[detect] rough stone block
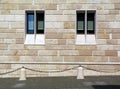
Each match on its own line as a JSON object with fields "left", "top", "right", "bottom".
{"left": 64, "top": 22, "right": 75, "bottom": 29}
{"left": 38, "top": 50, "right": 57, "bottom": 56}
{"left": 16, "top": 50, "right": 38, "bottom": 56}
{"left": 0, "top": 39, "right": 4, "bottom": 44}
{"left": 10, "top": 10, "right": 24, "bottom": 15}
{"left": 45, "top": 4, "right": 57, "bottom": 10}
{"left": 66, "top": 0, "right": 80, "bottom": 3}
{"left": 0, "top": 15, "right": 5, "bottom": 21}
{"left": 46, "top": 10, "right": 63, "bottom": 15}
{"left": 92, "top": 51, "right": 105, "bottom": 56}
{"left": 112, "top": 34, "right": 120, "bottom": 39}
{"left": 109, "top": 57, "right": 120, "bottom": 62}
{"left": 115, "top": 4, "right": 120, "bottom": 10}
{"left": 0, "top": 33, "right": 24, "bottom": 39}
{"left": 60, "top": 50, "right": 79, "bottom": 56}
{"left": 4, "top": 39, "right": 16, "bottom": 44}
{"left": 66, "top": 39, "right": 75, "bottom": 45}
{"left": 46, "top": 39, "right": 58, "bottom": 45}
{"left": 76, "top": 45, "right": 97, "bottom": 50}
{"left": 46, "top": 22, "right": 63, "bottom": 29}
{"left": 63, "top": 33, "right": 75, "bottom": 39}
{"left": 16, "top": 39, "right": 24, "bottom": 44}
{"left": 0, "top": 64, "right": 11, "bottom": 69}
{"left": 60, "top": 4, "right": 82, "bottom": 10}
{"left": 45, "top": 45, "right": 75, "bottom": 50}
{"left": 105, "top": 51, "right": 117, "bottom": 56}
{"left": 8, "top": 44, "right": 24, "bottom": 50}
{"left": 64, "top": 56, "right": 108, "bottom": 62}
{"left": 112, "top": 45, "right": 120, "bottom": 50}
{"left": 35, "top": 0, "right": 53, "bottom": 3}
{"left": 96, "top": 39, "right": 106, "bottom": 45}
{"left": 14, "top": 15, "right": 24, "bottom": 21}
{"left": 3, "top": 4, "right": 19, "bottom": 10}
{"left": 107, "top": 39, "right": 117, "bottom": 45}
{"left": 79, "top": 51, "right": 92, "bottom": 56}
{"left": 0, "top": 22, "right": 9, "bottom": 29}
{"left": 0, "top": 44, "right": 8, "bottom": 50}
{"left": 11, "top": 22, "right": 24, "bottom": 29}
{"left": 97, "top": 34, "right": 109, "bottom": 39}
{"left": 0, "top": 50, "right": 17, "bottom": 56}
{"left": 0, "top": 56, "right": 19, "bottom": 62}
{"left": 98, "top": 22, "right": 109, "bottom": 29}
{"left": 46, "top": 15, "right": 75, "bottom": 22}
{"left": 109, "top": 22, "right": 120, "bottom": 29}
{"left": 109, "top": 10, "right": 119, "bottom": 15}
{"left": 46, "top": 33, "right": 63, "bottom": 39}
{"left": 103, "top": 4, "right": 114, "bottom": 10}
{"left": 63, "top": 10, "right": 75, "bottom": 15}
{"left": 0, "top": 10, "right": 10, "bottom": 14}
{"left": 97, "top": 45, "right": 113, "bottom": 50}
{"left": 58, "top": 39, "right": 66, "bottom": 45}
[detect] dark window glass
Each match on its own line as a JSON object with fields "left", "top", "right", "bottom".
{"left": 87, "top": 13, "right": 95, "bottom": 34}
{"left": 77, "top": 12, "right": 85, "bottom": 34}
{"left": 36, "top": 12, "right": 44, "bottom": 34}
{"left": 27, "top": 13, "right": 34, "bottom": 34}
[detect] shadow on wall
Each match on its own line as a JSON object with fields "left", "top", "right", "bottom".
{"left": 93, "top": 85, "right": 120, "bottom": 89}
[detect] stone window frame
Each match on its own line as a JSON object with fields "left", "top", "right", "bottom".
{"left": 24, "top": 10, "right": 45, "bottom": 45}
{"left": 76, "top": 10, "right": 96, "bottom": 45}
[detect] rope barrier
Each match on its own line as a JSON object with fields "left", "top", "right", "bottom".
{"left": 81, "top": 66, "right": 120, "bottom": 73}
{"left": 24, "top": 66, "right": 79, "bottom": 73}
{"left": 0, "top": 65, "right": 120, "bottom": 75}
{"left": 0, "top": 67, "right": 22, "bottom": 75}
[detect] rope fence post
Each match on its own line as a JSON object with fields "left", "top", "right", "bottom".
{"left": 19, "top": 67, "right": 26, "bottom": 81}
{"left": 77, "top": 66, "right": 84, "bottom": 79}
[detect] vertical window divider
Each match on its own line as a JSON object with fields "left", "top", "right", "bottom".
{"left": 34, "top": 11, "right": 36, "bottom": 43}
{"left": 85, "top": 10, "right": 87, "bottom": 42}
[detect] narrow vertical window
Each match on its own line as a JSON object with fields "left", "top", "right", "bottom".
{"left": 87, "top": 12, "right": 95, "bottom": 34}
{"left": 76, "top": 10, "right": 96, "bottom": 45}
{"left": 77, "top": 11, "right": 85, "bottom": 34}
{"left": 25, "top": 10, "right": 45, "bottom": 44}
{"left": 36, "top": 11, "right": 44, "bottom": 34}
{"left": 27, "top": 12, "right": 34, "bottom": 34}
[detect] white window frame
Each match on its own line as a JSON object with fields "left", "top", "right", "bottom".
{"left": 76, "top": 10, "right": 96, "bottom": 45}
{"left": 24, "top": 10, "right": 45, "bottom": 45}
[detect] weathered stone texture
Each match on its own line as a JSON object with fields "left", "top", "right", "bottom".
{"left": 0, "top": 0, "right": 120, "bottom": 77}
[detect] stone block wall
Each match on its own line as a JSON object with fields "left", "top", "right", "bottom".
{"left": 0, "top": 0, "right": 120, "bottom": 77}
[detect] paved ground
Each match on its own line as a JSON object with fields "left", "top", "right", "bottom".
{"left": 0, "top": 76, "right": 120, "bottom": 89}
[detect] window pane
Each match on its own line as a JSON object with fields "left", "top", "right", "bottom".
{"left": 36, "top": 12, "right": 44, "bottom": 34}
{"left": 27, "top": 13, "right": 34, "bottom": 34}
{"left": 77, "top": 13, "right": 85, "bottom": 34}
{"left": 87, "top": 13, "right": 95, "bottom": 34}
{"left": 38, "top": 20, "right": 44, "bottom": 30}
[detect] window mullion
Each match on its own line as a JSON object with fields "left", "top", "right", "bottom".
{"left": 34, "top": 11, "right": 36, "bottom": 34}
{"left": 34, "top": 11, "right": 36, "bottom": 43}
{"left": 85, "top": 10, "right": 87, "bottom": 42}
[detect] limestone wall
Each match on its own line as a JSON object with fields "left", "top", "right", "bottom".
{"left": 0, "top": 0, "right": 120, "bottom": 77}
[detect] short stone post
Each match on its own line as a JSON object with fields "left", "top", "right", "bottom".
{"left": 19, "top": 67, "right": 26, "bottom": 81}
{"left": 77, "top": 66, "right": 84, "bottom": 79}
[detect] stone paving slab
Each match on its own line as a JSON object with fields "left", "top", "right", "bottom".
{"left": 0, "top": 76, "right": 120, "bottom": 89}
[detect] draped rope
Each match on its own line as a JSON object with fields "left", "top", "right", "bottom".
{"left": 0, "top": 65, "right": 120, "bottom": 75}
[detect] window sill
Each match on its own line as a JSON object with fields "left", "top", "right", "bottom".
{"left": 76, "top": 35, "right": 96, "bottom": 45}
{"left": 24, "top": 34, "right": 45, "bottom": 45}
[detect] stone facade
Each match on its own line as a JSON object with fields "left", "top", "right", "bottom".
{"left": 0, "top": 0, "right": 120, "bottom": 77}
